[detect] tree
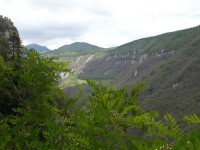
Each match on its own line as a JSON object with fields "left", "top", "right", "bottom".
{"left": 0, "top": 16, "right": 22, "bottom": 62}
{"left": 0, "top": 49, "right": 72, "bottom": 149}
{"left": 0, "top": 37, "right": 11, "bottom": 61}
{"left": 0, "top": 49, "right": 69, "bottom": 113}
{"left": 9, "top": 30, "right": 22, "bottom": 59}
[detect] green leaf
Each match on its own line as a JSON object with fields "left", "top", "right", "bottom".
{"left": 183, "top": 114, "right": 200, "bottom": 125}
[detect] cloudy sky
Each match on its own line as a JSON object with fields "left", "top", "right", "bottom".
{"left": 1, "top": 0, "right": 200, "bottom": 49}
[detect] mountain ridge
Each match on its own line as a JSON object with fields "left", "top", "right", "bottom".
{"left": 48, "top": 42, "right": 105, "bottom": 55}
{"left": 25, "top": 43, "right": 51, "bottom": 53}
{"left": 58, "top": 24, "right": 200, "bottom": 119}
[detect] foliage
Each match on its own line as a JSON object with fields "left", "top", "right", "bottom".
{"left": 0, "top": 49, "right": 200, "bottom": 149}
{"left": 0, "top": 49, "right": 72, "bottom": 149}
{"left": 69, "top": 80, "right": 200, "bottom": 149}
{"left": 183, "top": 114, "right": 200, "bottom": 125}
{"left": 173, "top": 130, "right": 200, "bottom": 150}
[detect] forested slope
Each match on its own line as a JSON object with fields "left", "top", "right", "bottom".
{"left": 76, "top": 25, "right": 200, "bottom": 118}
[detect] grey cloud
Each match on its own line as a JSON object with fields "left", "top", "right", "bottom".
{"left": 86, "top": 6, "right": 111, "bottom": 17}
{"left": 27, "top": 0, "right": 98, "bottom": 12}
{"left": 4, "top": 0, "right": 200, "bottom": 49}
{"left": 28, "top": 0, "right": 111, "bottom": 17}
{"left": 80, "top": 1, "right": 112, "bottom": 17}
{"left": 17, "top": 0, "right": 113, "bottom": 43}
{"left": 20, "top": 23, "right": 89, "bottom": 42}
{"left": 28, "top": 0, "right": 74, "bottom": 10}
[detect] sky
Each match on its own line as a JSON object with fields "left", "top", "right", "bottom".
{"left": 1, "top": 0, "right": 200, "bottom": 49}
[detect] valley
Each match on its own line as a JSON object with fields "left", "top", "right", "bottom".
{"left": 40, "top": 25, "right": 200, "bottom": 119}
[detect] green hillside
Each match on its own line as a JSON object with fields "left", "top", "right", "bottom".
{"left": 49, "top": 42, "right": 105, "bottom": 54}
{"left": 60, "top": 25, "right": 200, "bottom": 119}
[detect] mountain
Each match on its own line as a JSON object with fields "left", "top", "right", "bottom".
{"left": 58, "top": 25, "right": 200, "bottom": 119}
{"left": 46, "top": 42, "right": 109, "bottom": 78}
{"left": 25, "top": 43, "right": 51, "bottom": 53}
{"left": 49, "top": 42, "right": 105, "bottom": 55}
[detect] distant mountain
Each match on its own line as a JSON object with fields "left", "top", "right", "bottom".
{"left": 50, "top": 42, "right": 105, "bottom": 55}
{"left": 25, "top": 43, "right": 51, "bottom": 53}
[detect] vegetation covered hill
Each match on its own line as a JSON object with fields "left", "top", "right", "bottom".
{"left": 59, "top": 25, "right": 200, "bottom": 119}
{"left": 25, "top": 43, "right": 51, "bottom": 53}
{"left": 49, "top": 42, "right": 105, "bottom": 54}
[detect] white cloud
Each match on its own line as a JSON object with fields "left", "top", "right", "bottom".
{"left": 1, "top": 0, "right": 200, "bottom": 49}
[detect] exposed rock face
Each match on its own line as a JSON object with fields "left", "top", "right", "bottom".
{"left": 155, "top": 49, "right": 175, "bottom": 59}
{"left": 99, "top": 49, "right": 176, "bottom": 71}
{"left": 60, "top": 72, "right": 69, "bottom": 79}
{"left": 134, "top": 70, "right": 138, "bottom": 76}
{"left": 76, "top": 47, "right": 178, "bottom": 84}
{"left": 71, "top": 54, "right": 97, "bottom": 73}
{"left": 86, "top": 55, "right": 94, "bottom": 63}
{"left": 173, "top": 83, "right": 179, "bottom": 88}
